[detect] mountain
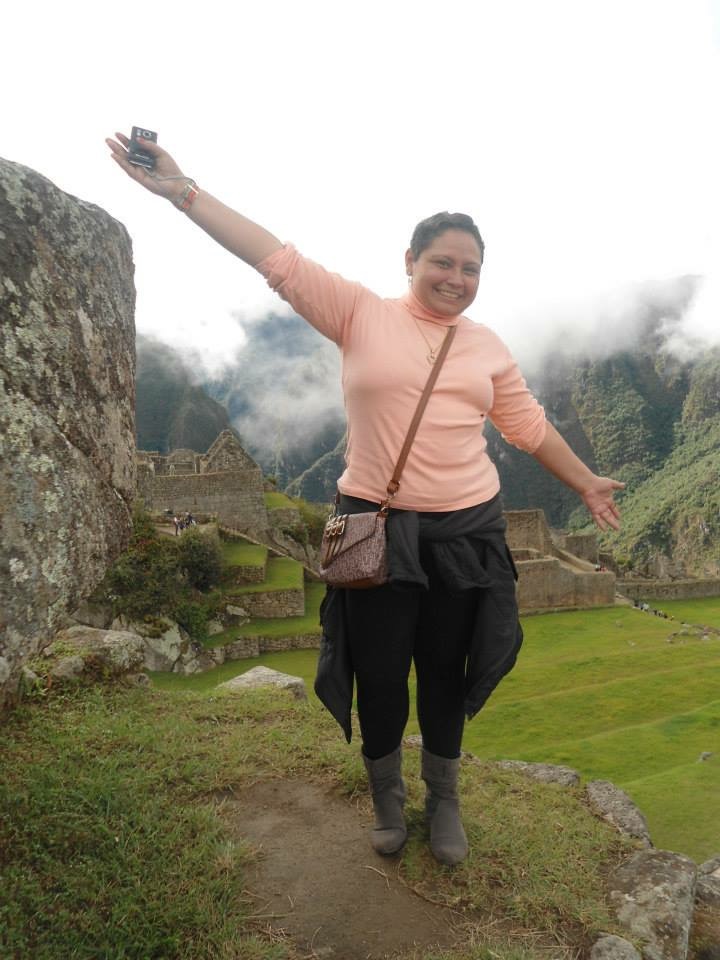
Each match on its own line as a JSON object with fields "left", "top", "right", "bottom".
{"left": 204, "top": 312, "right": 345, "bottom": 487}
{"left": 136, "top": 336, "right": 232, "bottom": 454}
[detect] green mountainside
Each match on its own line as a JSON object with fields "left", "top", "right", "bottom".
{"left": 135, "top": 310, "right": 720, "bottom": 574}
{"left": 136, "top": 336, "right": 232, "bottom": 454}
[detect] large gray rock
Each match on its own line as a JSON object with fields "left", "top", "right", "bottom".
{"left": 110, "top": 616, "right": 190, "bottom": 672}
{"left": 217, "top": 665, "right": 307, "bottom": 700}
{"left": 50, "top": 625, "right": 145, "bottom": 675}
{"left": 586, "top": 780, "right": 652, "bottom": 845}
{"left": 0, "top": 158, "right": 136, "bottom": 711}
{"left": 590, "top": 934, "right": 642, "bottom": 960}
{"left": 495, "top": 759, "right": 580, "bottom": 787}
{"left": 609, "top": 849, "right": 697, "bottom": 960}
{"left": 70, "top": 600, "right": 115, "bottom": 630}
{"left": 697, "top": 855, "right": 720, "bottom": 909}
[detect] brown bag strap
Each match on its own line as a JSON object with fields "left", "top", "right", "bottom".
{"left": 380, "top": 323, "right": 457, "bottom": 510}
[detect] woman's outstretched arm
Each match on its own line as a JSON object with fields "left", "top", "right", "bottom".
{"left": 531, "top": 421, "right": 625, "bottom": 531}
{"left": 105, "top": 132, "right": 283, "bottom": 266}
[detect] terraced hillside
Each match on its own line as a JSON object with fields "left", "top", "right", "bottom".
{"left": 201, "top": 539, "right": 323, "bottom": 663}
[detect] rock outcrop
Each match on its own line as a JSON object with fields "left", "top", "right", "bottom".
{"left": 0, "top": 158, "right": 136, "bottom": 710}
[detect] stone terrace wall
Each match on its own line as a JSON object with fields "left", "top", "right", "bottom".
{"left": 619, "top": 578, "right": 720, "bottom": 601}
{"left": 139, "top": 468, "right": 267, "bottom": 532}
{"left": 517, "top": 559, "right": 615, "bottom": 612}
{"left": 0, "top": 158, "right": 136, "bottom": 710}
{"left": 555, "top": 532, "right": 599, "bottom": 565}
{"left": 505, "top": 510, "right": 554, "bottom": 555}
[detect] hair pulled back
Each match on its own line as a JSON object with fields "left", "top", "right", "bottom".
{"left": 410, "top": 212, "right": 485, "bottom": 262}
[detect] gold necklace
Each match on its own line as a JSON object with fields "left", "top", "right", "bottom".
{"left": 413, "top": 317, "right": 443, "bottom": 365}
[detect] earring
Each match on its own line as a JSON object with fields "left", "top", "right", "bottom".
{"left": 407, "top": 275, "right": 412, "bottom": 287}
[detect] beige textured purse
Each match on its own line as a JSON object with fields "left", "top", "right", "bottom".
{"left": 319, "top": 324, "right": 457, "bottom": 588}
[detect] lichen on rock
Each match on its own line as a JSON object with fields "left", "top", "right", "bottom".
{"left": 0, "top": 157, "right": 136, "bottom": 711}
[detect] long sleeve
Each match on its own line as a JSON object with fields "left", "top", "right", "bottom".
{"left": 256, "top": 243, "right": 363, "bottom": 346}
{"left": 488, "top": 351, "right": 547, "bottom": 453}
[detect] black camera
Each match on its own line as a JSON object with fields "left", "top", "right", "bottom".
{"left": 127, "top": 126, "right": 158, "bottom": 170}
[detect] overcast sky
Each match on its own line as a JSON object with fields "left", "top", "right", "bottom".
{"left": 3, "top": 0, "right": 720, "bottom": 372}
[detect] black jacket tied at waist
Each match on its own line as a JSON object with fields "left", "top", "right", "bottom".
{"left": 314, "top": 493, "right": 523, "bottom": 743}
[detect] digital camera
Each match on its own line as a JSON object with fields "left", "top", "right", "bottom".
{"left": 127, "top": 126, "right": 157, "bottom": 170}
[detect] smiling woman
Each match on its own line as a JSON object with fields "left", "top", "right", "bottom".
{"left": 105, "top": 130, "right": 624, "bottom": 872}
{"left": 405, "top": 212, "right": 484, "bottom": 319}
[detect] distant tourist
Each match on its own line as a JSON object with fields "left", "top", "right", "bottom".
{"left": 172, "top": 515, "right": 180, "bottom": 536}
{"left": 107, "top": 131, "right": 625, "bottom": 867}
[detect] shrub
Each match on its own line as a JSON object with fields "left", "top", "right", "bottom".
{"left": 176, "top": 528, "right": 225, "bottom": 591}
{"left": 101, "top": 537, "right": 182, "bottom": 621}
{"left": 172, "top": 599, "right": 210, "bottom": 642}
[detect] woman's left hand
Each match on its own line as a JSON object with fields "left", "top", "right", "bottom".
{"left": 581, "top": 476, "right": 626, "bottom": 531}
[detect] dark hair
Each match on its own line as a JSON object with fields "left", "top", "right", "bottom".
{"left": 410, "top": 212, "right": 485, "bottom": 262}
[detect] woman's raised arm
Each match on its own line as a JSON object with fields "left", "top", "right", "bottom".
{"left": 105, "top": 133, "right": 283, "bottom": 266}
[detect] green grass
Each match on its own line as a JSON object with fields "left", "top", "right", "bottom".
{"left": 463, "top": 603, "right": 720, "bottom": 862}
{"left": 264, "top": 492, "right": 296, "bottom": 510}
{"left": 621, "top": 759, "right": 720, "bottom": 858}
{"left": 537, "top": 700, "right": 720, "bottom": 782}
{"left": 227, "top": 557, "right": 304, "bottom": 594}
{"left": 639, "top": 595, "right": 720, "bottom": 625}
{"left": 151, "top": 649, "right": 322, "bottom": 694}
{"left": 220, "top": 541, "right": 267, "bottom": 568}
{"left": 1, "top": 683, "right": 632, "bottom": 960}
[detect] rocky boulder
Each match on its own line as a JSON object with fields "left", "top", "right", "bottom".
{"left": 42, "top": 625, "right": 146, "bottom": 685}
{"left": 0, "top": 158, "right": 136, "bottom": 711}
{"left": 608, "top": 849, "right": 697, "bottom": 960}
{"left": 217, "top": 665, "right": 307, "bottom": 700}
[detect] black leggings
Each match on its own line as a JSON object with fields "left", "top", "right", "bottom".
{"left": 345, "top": 547, "right": 479, "bottom": 760}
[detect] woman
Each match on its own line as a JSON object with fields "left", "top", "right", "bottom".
{"left": 106, "top": 132, "right": 624, "bottom": 865}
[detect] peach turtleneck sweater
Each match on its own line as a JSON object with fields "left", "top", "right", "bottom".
{"left": 257, "top": 244, "right": 547, "bottom": 511}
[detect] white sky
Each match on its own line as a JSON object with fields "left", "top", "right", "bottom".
{"left": 3, "top": 0, "right": 720, "bottom": 372}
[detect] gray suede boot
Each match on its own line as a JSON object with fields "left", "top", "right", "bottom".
{"left": 362, "top": 747, "right": 407, "bottom": 855}
{"left": 421, "top": 748, "right": 469, "bottom": 866}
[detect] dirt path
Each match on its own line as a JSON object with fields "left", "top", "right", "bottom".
{"left": 222, "top": 779, "right": 461, "bottom": 959}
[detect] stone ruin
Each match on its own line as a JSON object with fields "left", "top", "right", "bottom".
{"left": 0, "top": 158, "right": 136, "bottom": 710}
{"left": 136, "top": 429, "right": 268, "bottom": 533}
{"left": 505, "top": 509, "right": 616, "bottom": 612}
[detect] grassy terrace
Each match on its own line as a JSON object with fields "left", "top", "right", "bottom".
{"left": 220, "top": 541, "right": 267, "bottom": 568}
{"left": 264, "top": 491, "right": 296, "bottom": 510}
{"left": 203, "top": 581, "right": 325, "bottom": 650}
{"left": 226, "top": 556, "right": 304, "bottom": 594}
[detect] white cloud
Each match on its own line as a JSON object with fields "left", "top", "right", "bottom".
{"left": 2, "top": 0, "right": 718, "bottom": 370}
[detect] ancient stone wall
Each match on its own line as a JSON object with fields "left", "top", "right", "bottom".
{"left": 137, "top": 430, "right": 268, "bottom": 532}
{"left": 555, "top": 532, "right": 599, "bottom": 565}
{"left": 618, "top": 578, "right": 720, "bottom": 601}
{"left": 505, "top": 510, "right": 554, "bottom": 555}
{"left": 506, "top": 509, "right": 614, "bottom": 612}
{"left": 0, "top": 158, "right": 136, "bottom": 710}
{"left": 516, "top": 559, "right": 615, "bottom": 612}
{"left": 138, "top": 468, "right": 267, "bottom": 532}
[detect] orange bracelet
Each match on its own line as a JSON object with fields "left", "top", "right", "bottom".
{"left": 173, "top": 179, "right": 200, "bottom": 212}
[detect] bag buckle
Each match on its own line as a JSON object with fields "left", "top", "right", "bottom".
{"left": 324, "top": 515, "right": 346, "bottom": 538}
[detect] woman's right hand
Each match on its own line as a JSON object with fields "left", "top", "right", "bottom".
{"left": 105, "top": 132, "right": 188, "bottom": 203}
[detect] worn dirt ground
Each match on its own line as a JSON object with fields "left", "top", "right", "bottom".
{"left": 222, "top": 779, "right": 462, "bottom": 959}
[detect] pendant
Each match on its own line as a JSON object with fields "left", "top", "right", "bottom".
{"left": 427, "top": 351, "right": 437, "bottom": 365}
